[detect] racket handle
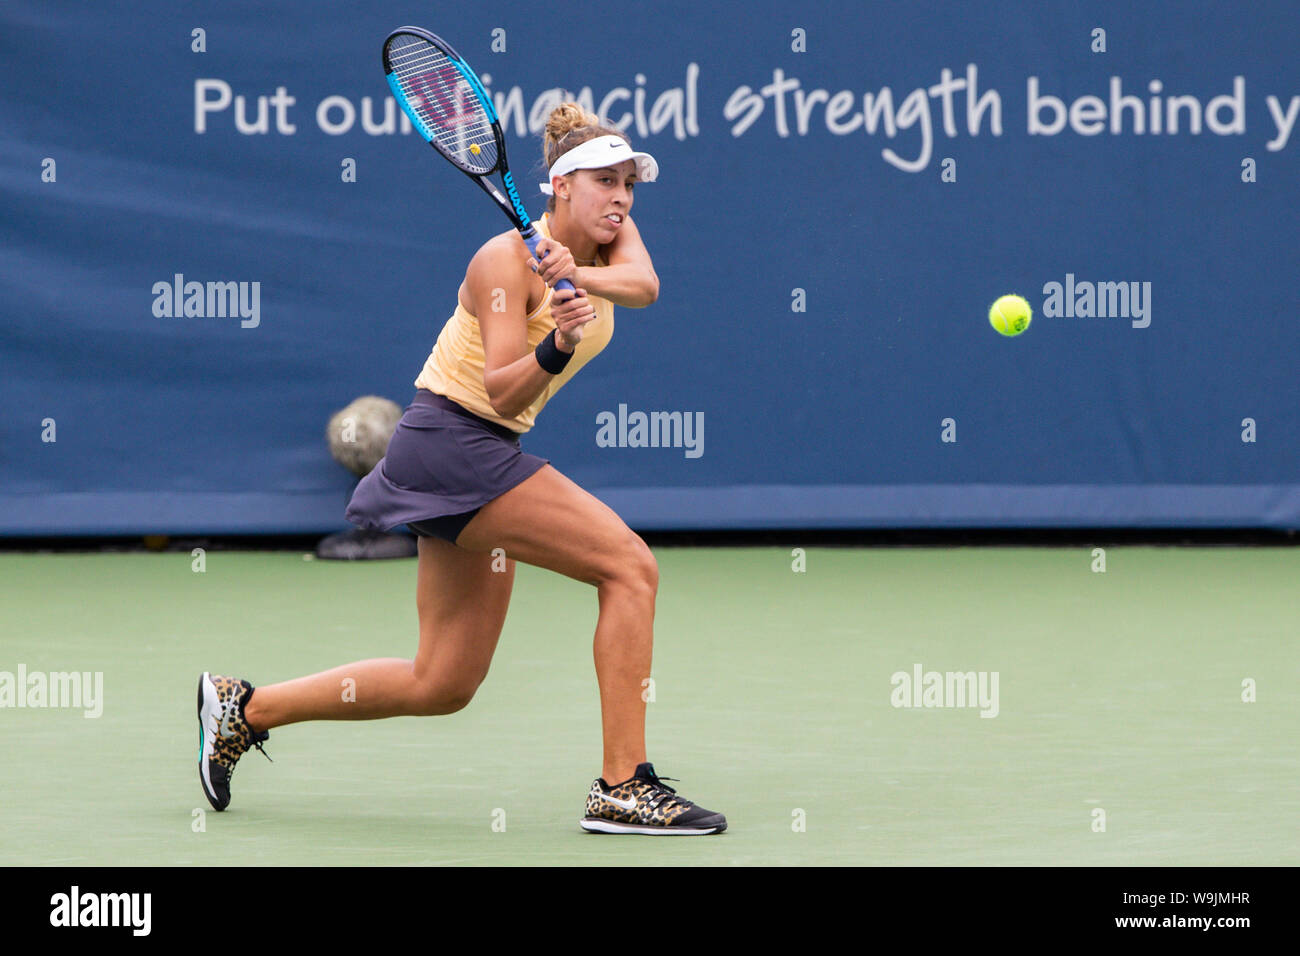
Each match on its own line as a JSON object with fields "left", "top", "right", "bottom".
{"left": 520, "top": 228, "right": 576, "bottom": 293}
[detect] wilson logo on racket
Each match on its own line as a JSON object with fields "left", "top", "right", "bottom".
{"left": 501, "top": 171, "right": 528, "bottom": 224}
{"left": 407, "top": 74, "right": 476, "bottom": 130}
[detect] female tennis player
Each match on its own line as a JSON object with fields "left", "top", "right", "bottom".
{"left": 198, "top": 103, "right": 726, "bottom": 835}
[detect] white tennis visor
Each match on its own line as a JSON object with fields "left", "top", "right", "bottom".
{"left": 538, "top": 134, "right": 658, "bottom": 195}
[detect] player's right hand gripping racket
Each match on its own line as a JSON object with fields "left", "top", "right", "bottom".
{"left": 382, "top": 27, "right": 575, "bottom": 293}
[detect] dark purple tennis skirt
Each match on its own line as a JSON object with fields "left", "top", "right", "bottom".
{"left": 345, "top": 389, "right": 549, "bottom": 538}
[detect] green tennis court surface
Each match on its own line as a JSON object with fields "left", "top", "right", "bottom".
{"left": 1, "top": 546, "right": 1296, "bottom": 865}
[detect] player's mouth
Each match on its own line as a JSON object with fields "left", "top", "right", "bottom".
{"left": 603, "top": 213, "right": 623, "bottom": 227}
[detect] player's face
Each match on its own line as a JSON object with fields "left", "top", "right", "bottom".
{"left": 568, "top": 160, "right": 637, "bottom": 241}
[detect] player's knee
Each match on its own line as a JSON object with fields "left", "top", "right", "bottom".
{"left": 438, "top": 691, "right": 476, "bottom": 715}
{"left": 412, "top": 679, "right": 479, "bottom": 716}
{"left": 601, "top": 533, "right": 657, "bottom": 597}
{"left": 636, "top": 538, "right": 659, "bottom": 594}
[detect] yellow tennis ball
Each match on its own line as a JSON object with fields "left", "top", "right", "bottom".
{"left": 469, "top": 143, "right": 481, "bottom": 155}
{"left": 989, "top": 294, "right": 1032, "bottom": 337}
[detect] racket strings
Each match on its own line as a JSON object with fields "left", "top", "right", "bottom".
{"left": 387, "top": 37, "right": 498, "bottom": 173}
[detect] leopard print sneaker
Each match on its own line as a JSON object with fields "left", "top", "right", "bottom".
{"left": 581, "top": 762, "right": 727, "bottom": 835}
{"left": 197, "top": 672, "right": 271, "bottom": 811}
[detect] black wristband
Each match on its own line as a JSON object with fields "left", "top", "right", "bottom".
{"left": 534, "top": 329, "right": 574, "bottom": 375}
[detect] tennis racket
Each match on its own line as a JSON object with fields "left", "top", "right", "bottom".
{"left": 382, "top": 26, "right": 575, "bottom": 293}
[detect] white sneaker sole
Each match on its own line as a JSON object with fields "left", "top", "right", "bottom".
{"left": 197, "top": 672, "right": 221, "bottom": 807}
{"left": 580, "top": 818, "right": 725, "bottom": 835}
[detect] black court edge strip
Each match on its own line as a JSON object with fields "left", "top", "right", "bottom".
{"left": 1, "top": 527, "right": 1296, "bottom": 553}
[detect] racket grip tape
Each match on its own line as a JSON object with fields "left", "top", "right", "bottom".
{"left": 520, "top": 228, "right": 576, "bottom": 293}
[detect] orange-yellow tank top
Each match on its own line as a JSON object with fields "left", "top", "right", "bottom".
{"left": 414, "top": 212, "right": 615, "bottom": 434}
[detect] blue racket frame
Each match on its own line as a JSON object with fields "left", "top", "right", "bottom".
{"left": 383, "top": 26, "right": 574, "bottom": 292}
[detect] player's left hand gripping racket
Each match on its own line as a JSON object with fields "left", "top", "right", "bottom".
{"left": 382, "top": 27, "right": 575, "bottom": 293}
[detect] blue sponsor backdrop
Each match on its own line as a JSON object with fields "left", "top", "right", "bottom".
{"left": 2, "top": 1, "right": 1298, "bottom": 533}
